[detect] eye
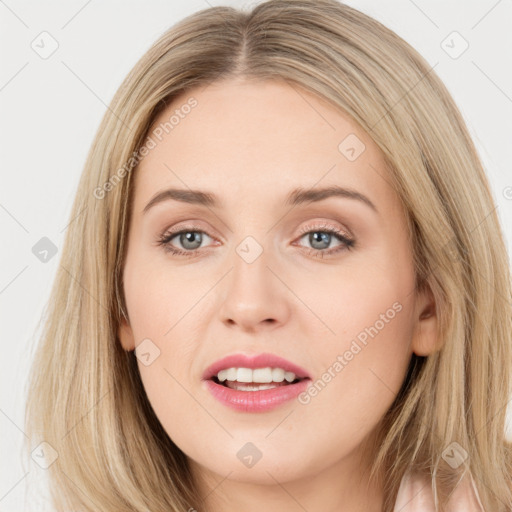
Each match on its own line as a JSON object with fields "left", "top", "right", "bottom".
{"left": 293, "top": 222, "right": 355, "bottom": 258}
{"left": 156, "top": 224, "right": 215, "bottom": 257}
{"left": 156, "top": 221, "right": 355, "bottom": 259}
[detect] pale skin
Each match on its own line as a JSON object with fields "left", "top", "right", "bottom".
{"left": 118, "top": 77, "right": 438, "bottom": 512}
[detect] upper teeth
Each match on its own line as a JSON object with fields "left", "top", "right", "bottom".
{"left": 216, "top": 367, "right": 298, "bottom": 383}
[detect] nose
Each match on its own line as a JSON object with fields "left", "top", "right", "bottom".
{"left": 218, "top": 245, "right": 291, "bottom": 333}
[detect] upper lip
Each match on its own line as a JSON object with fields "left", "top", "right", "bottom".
{"left": 202, "top": 352, "right": 311, "bottom": 381}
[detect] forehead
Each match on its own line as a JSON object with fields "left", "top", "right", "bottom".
{"left": 133, "top": 78, "right": 395, "bottom": 211}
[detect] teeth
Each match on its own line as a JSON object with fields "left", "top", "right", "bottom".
{"left": 216, "top": 367, "right": 298, "bottom": 383}
{"left": 226, "top": 382, "right": 281, "bottom": 391}
{"left": 272, "top": 368, "right": 285, "bottom": 382}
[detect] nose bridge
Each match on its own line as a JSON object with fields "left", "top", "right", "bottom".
{"left": 230, "top": 233, "right": 274, "bottom": 303}
{"left": 218, "top": 233, "right": 289, "bottom": 330}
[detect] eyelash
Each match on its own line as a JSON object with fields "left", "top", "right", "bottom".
{"left": 156, "top": 222, "right": 355, "bottom": 259}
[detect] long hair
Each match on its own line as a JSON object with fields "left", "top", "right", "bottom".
{"left": 24, "top": 1, "right": 512, "bottom": 510}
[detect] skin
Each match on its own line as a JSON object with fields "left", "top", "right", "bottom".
{"left": 118, "top": 77, "right": 438, "bottom": 512}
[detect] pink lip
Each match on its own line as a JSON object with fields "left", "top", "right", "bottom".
{"left": 201, "top": 352, "right": 311, "bottom": 381}
{"left": 201, "top": 352, "right": 312, "bottom": 413}
{"left": 203, "top": 378, "right": 310, "bottom": 413}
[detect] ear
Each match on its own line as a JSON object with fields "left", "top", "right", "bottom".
{"left": 118, "top": 315, "right": 136, "bottom": 352}
{"left": 411, "top": 282, "right": 439, "bottom": 357}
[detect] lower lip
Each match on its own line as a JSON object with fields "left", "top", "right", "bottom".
{"left": 203, "top": 378, "right": 311, "bottom": 412}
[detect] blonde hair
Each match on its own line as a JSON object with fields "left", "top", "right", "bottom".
{"left": 24, "top": 1, "right": 512, "bottom": 510}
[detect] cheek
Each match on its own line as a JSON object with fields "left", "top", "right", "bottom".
{"left": 294, "top": 299, "right": 414, "bottom": 463}
{"left": 122, "top": 251, "right": 210, "bottom": 431}
{"left": 301, "top": 252, "right": 414, "bottom": 351}
{"left": 298, "top": 250, "right": 415, "bottom": 401}
{"left": 123, "top": 248, "right": 202, "bottom": 340}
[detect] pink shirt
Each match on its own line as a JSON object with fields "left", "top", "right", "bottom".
{"left": 394, "top": 471, "right": 485, "bottom": 511}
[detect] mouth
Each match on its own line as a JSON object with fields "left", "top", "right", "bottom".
{"left": 201, "top": 352, "right": 312, "bottom": 412}
{"left": 202, "top": 352, "right": 311, "bottom": 381}
{"left": 204, "top": 372, "right": 311, "bottom": 412}
{"left": 210, "top": 374, "right": 307, "bottom": 391}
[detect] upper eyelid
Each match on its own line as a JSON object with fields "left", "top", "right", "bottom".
{"left": 297, "top": 221, "right": 353, "bottom": 238}
{"left": 162, "top": 220, "right": 349, "bottom": 237}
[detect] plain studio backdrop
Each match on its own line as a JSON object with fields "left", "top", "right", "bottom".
{"left": 1, "top": 0, "right": 511, "bottom": 510}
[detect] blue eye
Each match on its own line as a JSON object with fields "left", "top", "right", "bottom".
{"left": 156, "top": 222, "right": 355, "bottom": 259}
{"left": 157, "top": 227, "right": 213, "bottom": 257}
{"left": 294, "top": 222, "right": 355, "bottom": 259}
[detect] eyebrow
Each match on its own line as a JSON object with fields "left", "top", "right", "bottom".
{"left": 142, "top": 185, "right": 377, "bottom": 214}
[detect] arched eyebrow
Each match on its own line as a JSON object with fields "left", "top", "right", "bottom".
{"left": 142, "top": 185, "right": 377, "bottom": 214}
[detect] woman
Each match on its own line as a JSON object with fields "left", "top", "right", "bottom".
{"left": 24, "top": 1, "right": 512, "bottom": 510}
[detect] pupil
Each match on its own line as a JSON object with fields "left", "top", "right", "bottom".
{"left": 310, "top": 232, "right": 330, "bottom": 250}
{"left": 181, "top": 232, "right": 202, "bottom": 250}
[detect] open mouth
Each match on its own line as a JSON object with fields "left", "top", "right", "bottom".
{"left": 204, "top": 372, "right": 311, "bottom": 412}
{"left": 211, "top": 375, "right": 306, "bottom": 391}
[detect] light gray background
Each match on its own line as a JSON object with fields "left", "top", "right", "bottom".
{"left": 1, "top": 0, "right": 511, "bottom": 510}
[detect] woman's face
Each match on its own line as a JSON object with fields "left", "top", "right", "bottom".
{"left": 118, "top": 78, "right": 437, "bottom": 494}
